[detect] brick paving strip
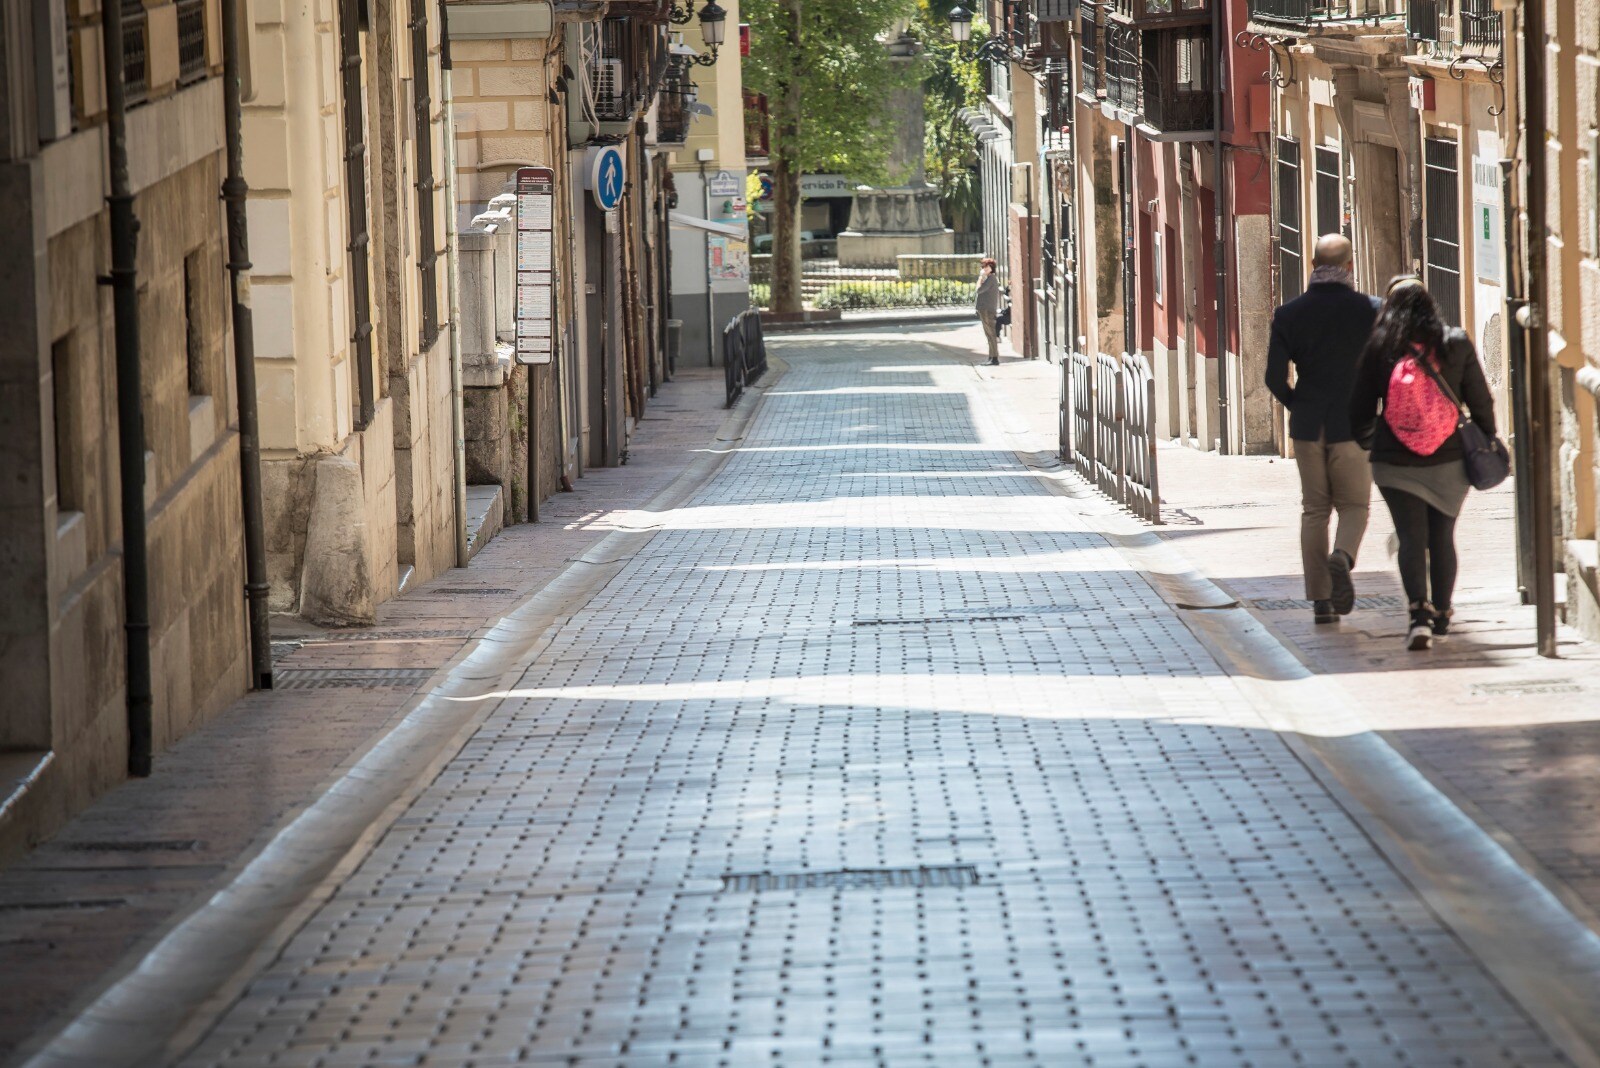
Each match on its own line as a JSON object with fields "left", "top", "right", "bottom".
{"left": 14, "top": 338, "right": 1600, "bottom": 1066}
{"left": 0, "top": 368, "right": 750, "bottom": 1066}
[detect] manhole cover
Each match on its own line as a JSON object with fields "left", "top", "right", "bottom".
{"left": 274, "top": 668, "right": 436, "bottom": 690}
{"left": 721, "top": 865, "right": 980, "bottom": 892}
{"left": 1470, "top": 679, "right": 1584, "bottom": 698}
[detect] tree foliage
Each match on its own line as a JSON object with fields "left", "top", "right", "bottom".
{"left": 912, "top": 0, "right": 984, "bottom": 229}
{"left": 741, "top": 0, "right": 919, "bottom": 186}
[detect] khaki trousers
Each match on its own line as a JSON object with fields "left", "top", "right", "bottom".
{"left": 1294, "top": 438, "right": 1372, "bottom": 600}
{"left": 981, "top": 317, "right": 1000, "bottom": 361}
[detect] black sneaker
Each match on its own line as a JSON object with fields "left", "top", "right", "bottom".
{"left": 1431, "top": 607, "right": 1453, "bottom": 637}
{"left": 1313, "top": 600, "right": 1339, "bottom": 624}
{"left": 1407, "top": 602, "right": 1435, "bottom": 651}
{"left": 1327, "top": 550, "right": 1356, "bottom": 616}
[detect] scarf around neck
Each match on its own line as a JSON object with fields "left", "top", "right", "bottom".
{"left": 1309, "top": 265, "right": 1354, "bottom": 288}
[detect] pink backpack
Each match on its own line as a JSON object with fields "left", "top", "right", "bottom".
{"left": 1384, "top": 344, "right": 1459, "bottom": 456}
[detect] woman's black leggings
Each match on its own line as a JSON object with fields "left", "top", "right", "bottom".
{"left": 1379, "top": 486, "right": 1458, "bottom": 610}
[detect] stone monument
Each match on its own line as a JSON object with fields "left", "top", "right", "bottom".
{"left": 835, "top": 30, "right": 956, "bottom": 268}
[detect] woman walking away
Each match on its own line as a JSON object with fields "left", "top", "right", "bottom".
{"left": 1349, "top": 277, "right": 1498, "bottom": 651}
{"left": 976, "top": 258, "right": 1002, "bottom": 366}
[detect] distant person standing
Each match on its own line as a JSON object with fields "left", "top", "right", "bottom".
{"left": 1349, "top": 277, "right": 1498, "bottom": 651}
{"left": 976, "top": 257, "right": 1002, "bottom": 366}
{"left": 1265, "top": 234, "right": 1381, "bottom": 625}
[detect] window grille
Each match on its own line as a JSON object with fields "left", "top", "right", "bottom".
{"left": 177, "top": 0, "right": 207, "bottom": 82}
{"left": 1277, "top": 138, "right": 1304, "bottom": 302}
{"left": 411, "top": 0, "right": 439, "bottom": 348}
{"left": 123, "top": 0, "right": 148, "bottom": 104}
{"left": 1423, "top": 136, "right": 1463, "bottom": 327}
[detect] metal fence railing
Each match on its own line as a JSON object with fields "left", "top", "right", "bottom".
{"left": 748, "top": 255, "right": 981, "bottom": 312}
{"left": 1064, "top": 350, "right": 1161, "bottom": 523}
{"left": 723, "top": 309, "right": 768, "bottom": 408}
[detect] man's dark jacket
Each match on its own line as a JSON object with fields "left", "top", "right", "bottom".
{"left": 1265, "top": 282, "right": 1381, "bottom": 443}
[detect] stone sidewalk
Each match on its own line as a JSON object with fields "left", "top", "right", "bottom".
{"left": 0, "top": 369, "right": 732, "bottom": 1063}
{"left": 919, "top": 320, "right": 1600, "bottom": 923}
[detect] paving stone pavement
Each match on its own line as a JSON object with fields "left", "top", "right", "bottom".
{"left": 936, "top": 320, "right": 1600, "bottom": 927}
{"left": 174, "top": 339, "right": 1567, "bottom": 1067}
{"left": 0, "top": 372, "right": 732, "bottom": 1064}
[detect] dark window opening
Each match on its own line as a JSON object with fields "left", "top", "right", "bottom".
{"left": 1277, "top": 138, "right": 1304, "bottom": 302}
{"left": 1314, "top": 145, "right": 1344, "bottom": 239}
{"left": 184, "top": 252, "right": 208, "bottom": 397}
{"left": 52, "top": 336, "right": 81, "bottom": 514}
{"left": 1424, "top": 136, "right": 1463, "bottom": 327}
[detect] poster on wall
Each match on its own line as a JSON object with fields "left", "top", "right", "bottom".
{"left": 707, "top": 174, "right": 750, "bottom": 283}
{"left": 513, "top": 166, "right": 557, "bottom": 365}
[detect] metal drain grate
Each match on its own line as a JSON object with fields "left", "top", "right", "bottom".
{"left": 721, "top": 865, "right": 980, "bottom": 892}
{"left": 273, "top": 668, "right": 436, "bottom": 690}
{"left": 0, "top": 898, "right": 127, "bottom": 912}
{"left": 62, "top": 839, "right": 201, "bottom": 853}
{"left": 1252, "top": 595, "right": 1405, "bottom": 612}
{"left": 312, "top": 628, "right": 478, "bottom": 641}
{"left": 420, "top": 587, "right": 516, "bottom": 597}
{"left": 854, "top": 615, "right": 1024, "bottom": 627}
{"left": 1470, "top": 679, "right": 1584, "bottom": 698}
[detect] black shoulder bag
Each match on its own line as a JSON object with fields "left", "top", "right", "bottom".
{"left": 1420, "top": 355, "right": 1510, "bottom": 491}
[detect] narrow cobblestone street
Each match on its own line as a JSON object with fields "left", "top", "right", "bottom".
{"left": 19, "top": 335, "right": 1600, "bottom": 1067}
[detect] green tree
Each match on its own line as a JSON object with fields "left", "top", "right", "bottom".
{"left": 742, "top": 0, "right": 917, "bottom": 313}
{"left": 913, "top": 1, "right": 984, "bottom": 230}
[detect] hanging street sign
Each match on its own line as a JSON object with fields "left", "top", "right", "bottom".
{"left": 586, "top": 145, "right": 625, "bottom": 212}
{"left": 513, "top": 166, "right": 556, "bottom": 366}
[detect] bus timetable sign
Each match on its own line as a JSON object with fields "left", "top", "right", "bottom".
{"left": 514, "top": 167, "right": 556, "bottom": 365}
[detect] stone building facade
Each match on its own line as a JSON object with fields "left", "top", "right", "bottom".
{"left": 1532, "top": 0, "right": 1600, "bottom": 639}
{"left": 1, "top": 0, "right": 250, "bottom": 857}
{"left": 244, "top": 0, "right": 456, "bottom": 624}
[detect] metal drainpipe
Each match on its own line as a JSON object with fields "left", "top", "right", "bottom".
{"left": 100, "top": 0, "right": 154, "bottom": 776}
{"left": 1211, "top": 0, "right": 1231, "bottom": 455}
{"left": 701, "top": 159, "right": 716, "bottom": 367}
{"left": 439, "top": 3, "right": 469, "bottom": 566}
{"left": 1520, "top": 0, "right": 1559, "bottom": 657}
{"left": 338, "top": 0, "right": 376, "bottom": 428}
{"left": 221, "top": 0, "right": 273, "bottom": 689}
{"left": 99, "top": 0, "right": 153, "bottom": 777}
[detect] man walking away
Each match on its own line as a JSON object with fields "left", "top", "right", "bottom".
{"left": 976, "top": 258, "right": 1002, "bottom": 366}
{"left": 1265, "top": 234, "right": 1381, "bottom": 624}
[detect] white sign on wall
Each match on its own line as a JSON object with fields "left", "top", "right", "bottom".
{"left": 1472, "top": 157, "right": 1501, "bottom": 285}
{"left": 514, "top": 167, "right": 556, "bottom": 365}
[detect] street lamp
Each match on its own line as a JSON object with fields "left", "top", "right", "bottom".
{"left": 672, "top": 0, "right": 724, "bottom": 66}
{"left": 948, "top": 5, "right": 973, "bottom": 44}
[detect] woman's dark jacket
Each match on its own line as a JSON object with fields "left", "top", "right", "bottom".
{"left": 1348, "top": 327, "right": 1497, "bottom": 466}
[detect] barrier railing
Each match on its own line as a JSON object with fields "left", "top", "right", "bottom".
{"left": 723, "top": 309, "right": 768, "bottom": 407}
{"left": 1063, "top": 350, "right": 1162, "bottom": 523}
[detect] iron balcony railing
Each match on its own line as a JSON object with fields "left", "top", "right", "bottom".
{"left": 1249, "top": 0, "right": 1403, "bottom": 26}
{"left": 1081, "top": 5, "right": 1104, "bottom": 94}
{"left": 1141, "top": 28, "right": 1214, "bottom": 132}
{"left": 1461, "top": 0, "right": 1501, "bottom": 49}
{"left": 1105, "top": 22, "right": 1140, "bottom": 112}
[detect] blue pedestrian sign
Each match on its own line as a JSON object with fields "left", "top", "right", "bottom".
{"left": 588, "top": 146, "right": 625, "bottom": 212}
